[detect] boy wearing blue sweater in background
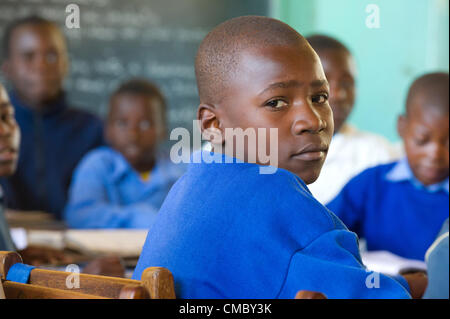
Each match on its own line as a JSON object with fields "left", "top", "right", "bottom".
{"left": 328, "top": 72, "right": 449, "bottom": 261}
{"left": 133, "top": 16, "right": 426, "bottom": 299}
{"left": 64, "top": 79, "right": 185, "bottom": 229}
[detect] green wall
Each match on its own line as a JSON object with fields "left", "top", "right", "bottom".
{"left": 272, "top": 0, "right": 449, "bottom": 142}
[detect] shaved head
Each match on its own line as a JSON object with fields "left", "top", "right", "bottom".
{"left": 195, "top": 15, "right": 310, "bottom": 105}
{"left": 406, "top": 72, "right": 449, "bottom": 116}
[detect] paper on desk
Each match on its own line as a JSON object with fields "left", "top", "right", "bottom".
{"left": 26, "top": 229, "right": 65, "bottom": 249}
{"left": 10, "top": 227, "right": 28, "bottom": 250}
{"left": 361, "top": 250, "right": 427, "bottom": 275}
{"left": 63, "top": 229, "right": 149, "bottom": 257}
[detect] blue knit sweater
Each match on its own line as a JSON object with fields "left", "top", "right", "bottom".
{"left": 133, "top": 151, "right": 410, "bottom": 299}
{"left": 327, "top": 161, "right": 449, "bottom": 261}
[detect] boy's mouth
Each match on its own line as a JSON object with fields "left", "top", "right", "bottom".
{"left": 0, "top": 147, "right": 18, "bottom": 162}
{"left": 291, "top": 143, "right": 328, "bottom": 161}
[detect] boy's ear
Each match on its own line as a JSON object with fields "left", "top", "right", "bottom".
{"left": 397, "top": 115, "right": 407, "bottom": 139}
{"left": 197, "top": 103, "right": 224, "bottom": 145}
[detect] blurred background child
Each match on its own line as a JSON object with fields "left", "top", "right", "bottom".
{"left": 0, "top": 82, "right": 124, "bottom": 277}
{"left": 328, "top": 72, "right": 449, "bottom": 261}
{"left": 0, "top": 16, "right": 103, "bottom": 219}
{"left": 64, "top": 79, "right": 185, "bottom": 229}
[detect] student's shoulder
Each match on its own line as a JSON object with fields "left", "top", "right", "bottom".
{"left": 75, "top": 146, "right": 120, "bottom": 173}
{"left": 349, "top": 161, "right": 398, "bottom": 185}
{"left": 206, "top": 161, "right": 305, "bottom": 189}
{"left": 219, "top": 163, "right": 312, "bottom": 204}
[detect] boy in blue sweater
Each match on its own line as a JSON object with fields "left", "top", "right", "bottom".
{"left": 0, "top": 16, "right": 103, "bottom": 218}
{"left": 64, "top": 79, "right": 184, "bottom": 229}
{"left": 133, "top": 16, "right": 424, "bottom": 298}
{"left": 328, "top": 72, "right": 449, "bottom": 261}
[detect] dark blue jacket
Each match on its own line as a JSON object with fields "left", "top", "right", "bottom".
{"left": 0, "top": 91, "right": 104, "bottom": 219}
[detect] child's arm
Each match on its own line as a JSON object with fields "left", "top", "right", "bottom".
{"left": 326, "top": 169, "right": 373, "bottom": 235}
{"left": 65, "top": 199, "right": 160, "bottom": 229}
{"left": 277, "top": 229, "right": 412, "bottom": 299}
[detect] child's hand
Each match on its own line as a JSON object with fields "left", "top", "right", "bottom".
{"left": 295, "top": 290, "right": 327, "bottom": 299}
{"left": 402, "top": 272, "right": 428, "bottom": 299}
{"left": 82, "top": 255, "right": 125, "bottom": 278}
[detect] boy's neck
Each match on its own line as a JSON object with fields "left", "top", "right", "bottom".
{"left": 132, "top": 158, "right": 157, "bottom": 174}
{"left": 13, "top": 90, "right": 64, "bottom": 113}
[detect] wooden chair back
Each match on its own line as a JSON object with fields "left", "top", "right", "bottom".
{"left": 0, "top": 251, "right": 175, "bottom": 299}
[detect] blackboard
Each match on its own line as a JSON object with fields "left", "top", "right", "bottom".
{"left": 0, "top": 0, "right": 271, "bottom": 146}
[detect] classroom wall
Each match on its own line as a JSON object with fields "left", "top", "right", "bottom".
{"left": 272, "top": 0, "right": 449, "bottom": 142}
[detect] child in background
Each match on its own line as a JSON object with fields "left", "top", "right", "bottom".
{"left": 306, "top": 35, "right": 399, "bottom": 204}
{"left": 64, "top": 79, "right": 185, "bottom": 229}
{"left": 0, "top": 16, "right": 103, "bottom": 218}
{"left": 0, "top": 82, "right": 124, "bottom": 277}
{"left": 328, "top": 72, "right": 449, "bottom": 261}
{"left": 133, "top": 16, "right": 425, "bottom": 299}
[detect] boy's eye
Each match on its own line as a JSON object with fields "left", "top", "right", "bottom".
{"left": 0, "top": 112, "right": 15, "bottom": 123}
{"left": 265, "top": 99, "right": 288, "bottom": 109}
{"left": 414, "top": 135, "right": 428, "bottom": 146}
{"left": 22, "top": 51, "right": 35, "bottom": 62}
{"left": 312, "top": 93, "right": 328, "bottom": 104}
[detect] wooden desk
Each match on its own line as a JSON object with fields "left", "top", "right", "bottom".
{"left": 10, "top": 228, "right": 148, "bottom": 270}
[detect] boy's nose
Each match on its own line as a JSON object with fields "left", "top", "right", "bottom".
{"left": 291, "top": 104, "right": 327, "bottom": 135}
{"left": 33, "top": 53, "right": 54, "bottom": 71}
{"left": 125, "top": 126, "right": 140, "bottom": 142}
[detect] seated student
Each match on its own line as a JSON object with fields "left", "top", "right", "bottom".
{"left": 327, "top": 72, "right": 449, "bottom": 261}
{"left": 0, "top": 82, "right": 124, "bottom": 277}
{"left": 0, "top": 16, "right": 103, "bottom": 219}
{"left": 306, "top": 35, "right": 399, "bottom": 204}
{"left": 132, "top": 16, "right": 426, "bottom": 299}
{"left": 64, "top": 79, "right": 185, "bottom": 229}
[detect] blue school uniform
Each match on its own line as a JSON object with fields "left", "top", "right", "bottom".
{"left": 0, "top": 91, "right": 104, "bottom": 218}
{"left": 64, "top": 146, "right": 185, "bottom": 229}
{"left": 327, "top": 158, "right": 449, "bottom": 261}
{"left": 133, "top": 151, "right": 411, "bottom": 299}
